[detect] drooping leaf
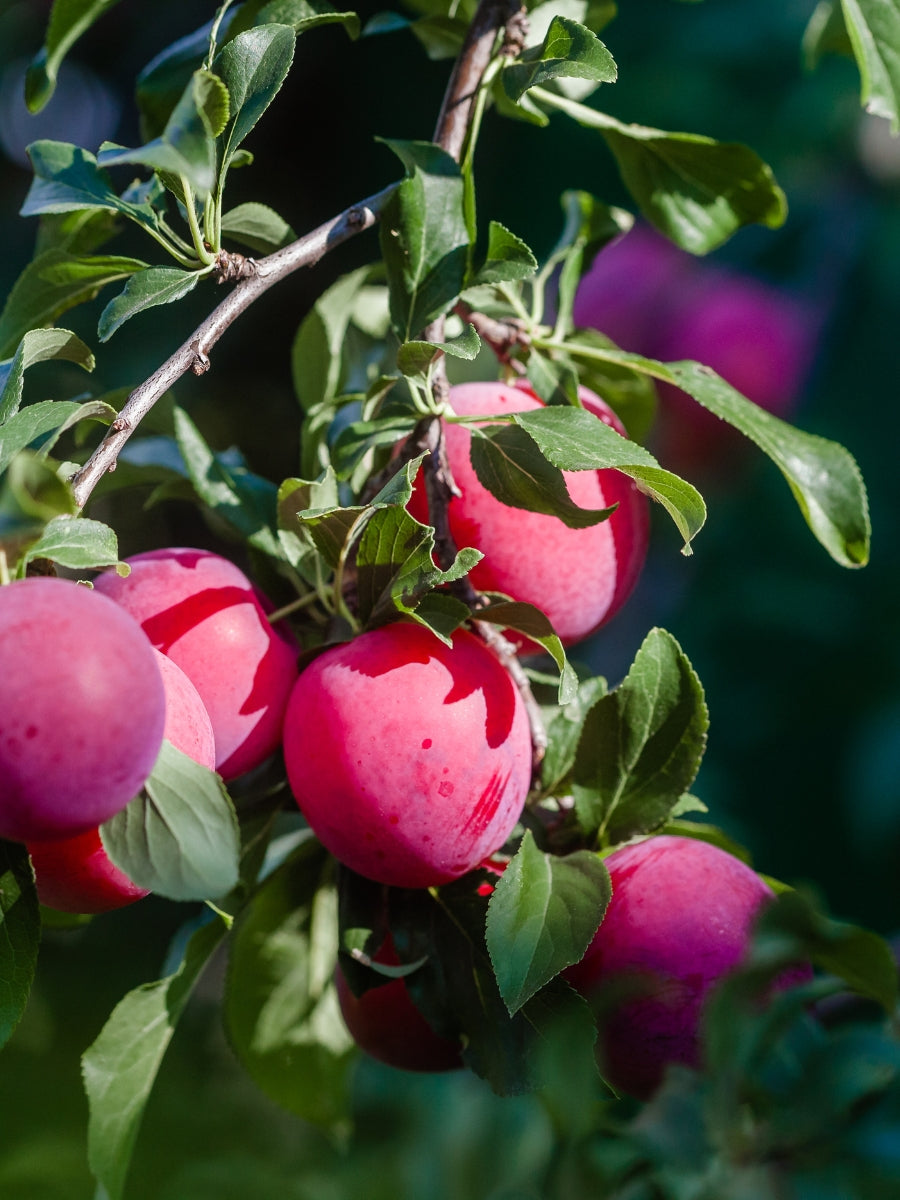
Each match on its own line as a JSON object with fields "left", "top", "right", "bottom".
{"left": 0, "top": 453, "right": 78, "bottom": 549}
{"left": 0, "top": 328, "right": 94, "bottom": 424}
{"left": 0, "top": 841, "right": 40, "bottom": 1051}
{"left": 512, "top": 404, "right": 706, "bottom": 551}
{"left": 136, "top": 18, "right": 225, "bottom": 138}
{"left": 100, "top": 739, "right": 240, "bottom": 903}
{"left": 562, "top": 340, "right": 870, "bottom": 567}
{"left": 474, "top": 597, "right": 577, "bottom": 704}
{"left": 486, "top": 832, "right": 611, "bottom": 1014}
{"left": 224, "top": 839, "right": 355, "bottom": 1130}
{"left": 25, "top": 0, "right": 125, "bottom": 112}
{"left": 840, "top": 0, "right": 900, "bottom": 131}
{"left": 566, "top": 329, "right": 658, "bottom": 444}
{"left": 83, "top": 913, "right": 229, "bottom": 1200}
{"left": 216, "top": 25, "right": 297, "bottom": 168}
{"left": 380, "top": 141, "right": 469, "bottom": 341}
{"left": 173, "top": 406, "right": 281, "bottom": 559}
{"left": 19, "top": 514, "right": 121, "bottom": 575}
{"left": 0, "top": 400, "right": 102, "bottom": 475}
{"left": 469, "top": 422, "right": 619, "bottom": 530}
{"left": 531, "top": 91, "right": 787, "bottom": 254}
{"left": 21, "top": 142, "right": 162, "bottom": 236}
{"left": 330, "top": 414, "right": 417, "bottom": 478}
{"left": 572, "top": 627, "right": 709, "bottom": 845}
{"left": 0, "top": 250, "right": 148, "bottom": 360}
{"left": 502, "top": 16, "right": 617, "bottom": 101}
{"left": 803, "top": 0, "right": 855, "bottom": 70}
{"left": 291, "top": 266, "right": 372, "bottom": 413}
{"left": 220, "top": 201, "right": 296, "bottom": 253}
{"left": 97, "top": 267, "right": 201, "bottom": 342}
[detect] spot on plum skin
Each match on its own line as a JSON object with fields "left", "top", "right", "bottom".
{"left": 438, "top": 781, "right": 454, "bottom": 797}
{"left": 24, "top": 726, "right": 38, "bottom": 740}
{"left": 421, "top": 738, "right": 432, "bottom": 749}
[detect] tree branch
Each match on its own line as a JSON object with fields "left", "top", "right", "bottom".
{"left": 70, "top": 184, "right": 396, "bottom": 509}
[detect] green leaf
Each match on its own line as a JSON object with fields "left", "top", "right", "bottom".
{"left": 471, "top": 221, "right": 539, "bottom": 286}
{"left": 25, "top": 0, "right": 124, "bottom": 113}
{"left": 354, "top": 503, "right": 481, "bottom": 635}
{"left": 224, "top": 840, "right": 355, "bottom": 1129}
{"left": 83, "top": 913, "right": 228, "bottom": 1200}
{"left": 0, "top": 400, "right": 101, "bottom": 475}
{"left": 469, "top": 422, "right": 619, "bottom": 530}
{"left": 292, "top": 267, "right": 375, "bottom": 413}
{"left": 227, "top": 0, "right": 360, "bottom": 39}
{"left": 173, "top": 406, "right": 281, "bottom": 559}
{"left": 136, "top": 19, "right": 222, "bottom": 139}
{"left": 97, "top": 267, "right": 201, "bottom": 342}
{"left": 541, "top": 675, "right": 608, "bottom": 795}
{"left": 559, "top": 339, "right": 870, "bottom": 566}
{"left": 660, "top": 358, "right": 869, "bottom": 567}
{"left": 486, "top": 832, "right": 611, "bottom": 1013}
{"left": 220, "top": 201, "right": 296, "bottom": 253}
{"left": 571, "top": 627, "right": 709, "bottom": 845}
{"left": 396, "top": 322, "right": 481, "bottom": 376}
{"left": 330, "top": 414, "right": 416, "bottom": 478}
{"left": 0, "top": 841, "right": 40, "bottom": 1051}
{"left": 531, "top": 91, "right": 787, "bottom": 254}
{"left": 21, "top": 142, "right": 162, "bottom": 235}
{"left": 0, "top": 453, "right": 78, "bottom": 546}
{"left": 19, "top": 514, "right": 121, "bottom": 575}
{"left": 380, "top": 142, "right": 469, "bottom": 341}
{"left": 512, "top": 405, "right": 706, "bottom": 551}
{"left": 474, "top": 598, "right": 577, "bottom": 704}
{"left": 100, "top": 740, "right": 240, "bottom": 903}
{"left": 0, "top": 328, "right": 94, "bottom": 424}
{"left": 216, "top": 25, "right": 297, "bottom": 167}
{"left": 98, "top": 67, "right": 228, "bottom": 196}
{"left": 840, "top": 0, "right": 900, "bottom": 131}
{"left": 0, "top": 250, "right": 148, "bottom": 360}
{"left": 526, "top": 352, "right": 580, "bottom": 407}
{"left": 502, "top": 16, "right": 617, "bottom": 101}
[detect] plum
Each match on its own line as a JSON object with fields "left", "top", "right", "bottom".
{"left": 282, "top": 622, "right": 531, "bottom": 888}
{"left": 95, "top": 547, "right": 298, "bottom": 780}
{"left": 0, "top": 577, "right": 166, "bottom": 843}
{"left": 408, "top": 381, "right": 650, "bottom": 647}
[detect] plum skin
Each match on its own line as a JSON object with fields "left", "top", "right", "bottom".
{"left": 282, "top": 622, "right": 532, "bottom": 889}
{"left": 0, "top": 577, "right": 166, "bottom": 843}
{"left": 28, "top": 650, "right": 217, "bottom": 914}
{"left": 408, "top": 381, "right": 650, "bottom": 647}
{"left": 564, "top": 835, "right": 807, "bottom": 1100}
{"left": 336, "top": 940, "right": 463, "bottom": 1072}
{"left": 94, "top": 547, "right": 298, "bottom": 780}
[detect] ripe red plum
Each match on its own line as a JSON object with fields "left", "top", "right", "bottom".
{"left": 95, "top": 547, "right": 298, "bottom": 780}
{"left": 29, "top": 650, "right": 216, "bottom": 914}
{"left": 282, "top": 623, "right": 531, "bottom": 888}
{"left": 0, "top": 577, "right": 166, "bottom": 842}
{"left": 564, "top": 834, "right": 808, "bottom": 1099}
{"left": 408, "top": 381, "right": 650, "bottom": 647}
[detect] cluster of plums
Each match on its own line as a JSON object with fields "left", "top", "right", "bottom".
{"left": 0, "top": 380, "right": 790, "bottom": 1099}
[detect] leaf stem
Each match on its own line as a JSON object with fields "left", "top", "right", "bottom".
{"left": 181, "top": 177, "right": 216, "bottom": 266}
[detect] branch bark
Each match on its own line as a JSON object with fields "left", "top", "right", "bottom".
{"left": 70, "top": 184, "right": 395, "bottom": 509}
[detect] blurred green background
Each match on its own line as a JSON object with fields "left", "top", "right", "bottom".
{"left": 1, "top": 0, "right": 899, "bottom": 1195}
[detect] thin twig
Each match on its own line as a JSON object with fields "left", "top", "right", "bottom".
{"left": 70, "top": 185, "right": 396, "bottom": 509}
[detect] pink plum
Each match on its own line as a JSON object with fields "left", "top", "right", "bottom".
{"left": 408, "top": 381, "right": 650, "bottom": 648}
{"left": 282, "top": 622, "right": 531, "bottom": 888}
{"left": 564, "top": 835, "right": 806, "bottom": 1100}
{"left": 336, "top": 939, "right": 463, "bottom": 1072}
{"left": 29, "top": 650, "right": 216, "bottom": 914}
{"left": 94, "top": 548, "right": 298, "bottom": 780}
{"left": 0, "top": 577, "right": 166, "bottom": 843}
